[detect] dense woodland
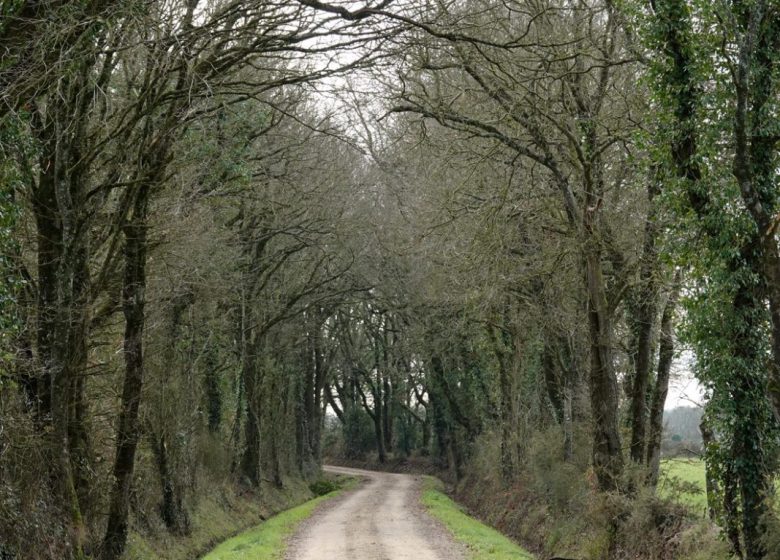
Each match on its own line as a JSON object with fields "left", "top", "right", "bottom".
{"left": 2, "top": 0, "right": 780, "bottom": 559}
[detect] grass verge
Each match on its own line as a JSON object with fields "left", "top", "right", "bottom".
{"left": 421, "top": 476, "right": 535, "bottom": 560}
{"left": 125, "top": 477, "right": 313, "bottom": 560}
{"left": 199, "top": 475, "right": 356, "bottom": 560}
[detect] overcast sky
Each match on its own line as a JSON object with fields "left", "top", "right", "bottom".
{"left": 665, "top": 349, "right": 705, "bottom": 410}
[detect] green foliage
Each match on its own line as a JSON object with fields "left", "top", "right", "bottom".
{"left": 308, "top": 478, "right": 340, "bottom": 496}
{"left": 641, "top": 0, "right": 780, "bottom": 554}
{"left": 342, "top": 404, "right": 378, "bottom": 459}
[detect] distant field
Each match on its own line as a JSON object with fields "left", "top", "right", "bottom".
{"left": 658, "top": 458, "right": 708, "bottom": 515}
{"left": 659, "top": 457, "right": 780, "bottom": 517}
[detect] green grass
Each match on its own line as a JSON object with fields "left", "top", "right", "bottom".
{"left": 200, "top": 477, "right": 353, "bottom": 560}
{"left": 421, "top": 477, "right": 535, "bottom": 560}
{"left": 125, "top": 477, "right": 314, "bottom": 560}
{"left": 659, "top": 457, "right": 779, "bottom": 516}
{"left": 658, "top": 458, "right": 708, "bottom": 513}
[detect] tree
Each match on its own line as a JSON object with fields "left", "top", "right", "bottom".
{"left": 647, "top": 0, "right": 779, "bottom": 556}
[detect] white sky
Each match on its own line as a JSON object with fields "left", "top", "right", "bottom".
{"left": 665, "top": 375, "right": 705, "bottom": 410}
{"left": 665, "top": 349, "right": 705, "bottom": 410}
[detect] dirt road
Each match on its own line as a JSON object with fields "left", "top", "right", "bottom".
{"left": 285, "top": 466, "right": 465, "bottom": 560}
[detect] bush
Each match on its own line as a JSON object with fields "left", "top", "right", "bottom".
{"left": 308, "top": 478, "right": 340, "bottom": 497}
{"left": 453, "top": 426, "right": 732, "bottom": 560}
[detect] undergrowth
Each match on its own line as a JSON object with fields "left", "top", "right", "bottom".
{"left": 422, "top": 477, "right": 534, "bottom": 559}
{"left": 125, "top": 473, "right": 354, "bottom": 560}
{"left": 453, "top": 429, "right": 734, "bottom": 560}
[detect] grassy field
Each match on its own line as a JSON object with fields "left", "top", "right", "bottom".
{"left": 659, "top": 458, "right": 780, "bottom": 515}
{"left": 421, "top": 477, "right": 535, "bottom": 560}
{"left": 658, "top": 458, "right": 709, "bottom": 514}
{"left": 200, "top": 477, "right": 353, "bottom": 560}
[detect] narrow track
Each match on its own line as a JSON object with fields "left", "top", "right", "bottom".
{"left": 285, "top": 466, "right": 465, "bottom": 560}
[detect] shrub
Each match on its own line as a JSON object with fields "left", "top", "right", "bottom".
{"left": 308, "top": 478, "right": 340, "bottom": 496}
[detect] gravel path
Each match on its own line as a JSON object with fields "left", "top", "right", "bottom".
{"left": 285, "top": 465, "right": 466, "bottom": 560}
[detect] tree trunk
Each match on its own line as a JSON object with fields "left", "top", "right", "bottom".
{"left": 230, "top": 373, "right": 243, "bottom": 473}
{"left": 382, "top": 374, "right": 393, "bottom": 452}
{"left": 646, "top": 272, "right": 681, "bottom": 485}
{"left": 268, "top": 370, "right": 284, "bottom": 488}
{"left": 628, "top": 185, "right": 660, "bottom": 463}
{"left": 499, "top": 355, "right": 514, "bottom": 482}
{"left": 68, "top": 371, "right": 91, "bottom": 515}
{"left": 699, "top": 416, "right": 717, "bottom": 521}
{"left": 302, "top": 327, "right": 316, "bottom": 470}
{"left": 584, "top": 232, "right": 624, "bottom": 491}
{"left": 421, "top": 415, "right": 431, "bottom": 452}
{"left": 150, "top": 433, "right": 188, "bottom": 534}
{"left": 241, "top": 334, "right": 261, "bottom": 485}
{"left": 242, "top": 399, "right": 261, "bottom": 484}
{"left": 32, "top": 160, "right": 59, "bottom": 422}
{"left": 489, "top": 325, "right": 516, "bottom": 480}
{"left": 724, "top": 455, "right": 744, "bottom": 559}
{"left": 729, "top": 266, "right": 772, "bottom": 560}
{"left": 429, "top": 382, "right": 449, "bottom": 469}
{"left": 203, "top": 349, "right": 222, "bottom": 433}
{"left": 563, "top": 388, "right": 574, "bottom": 463}
{"left": 542, "top": 344, "right": 564, "bottom": 424}
{"left": 32, "top": 105, "right": 91, "bottom": 555}
{"left": 101, "top": 187, "right": 150, "bottom": 560}
{"left": 312, "top": 327, "right": 325, "bottom": 464}
{"left": 372, "top": 377, "right": 387, "bottom": 463}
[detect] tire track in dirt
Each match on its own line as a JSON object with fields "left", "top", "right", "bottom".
{"left": 285, "top": 466, "right": 465, "bottom": 560}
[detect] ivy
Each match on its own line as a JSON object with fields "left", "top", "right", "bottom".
{"left": 640, "top": 0, "right": 780, "bottom": 555}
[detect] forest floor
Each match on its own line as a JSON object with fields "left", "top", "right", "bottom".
{"left": 285, "top": 466, "right": 467, "bottom": 560}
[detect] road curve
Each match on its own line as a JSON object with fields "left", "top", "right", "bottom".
{"left": 285, "top": 466, "right": 466, "bottom": 560}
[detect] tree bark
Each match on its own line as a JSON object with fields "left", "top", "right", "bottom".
{"left": 241, "top": 333, "right": 261, "bottom": 485}
{"left": 724, "top": 454, "right": 744, "bottom": 559}
{"left": 101, "top": 186, "right": 150, "bottom": 560}
{"left": 204, "top": 348, "right": 222, "bottom": 434}
{"left": 562, "top": 388, "right": 574, "bottom": 463}
{"left": 382, "top": 373, "right": 393, "bottom": 452}
{"left": 32, "top": 156, "right": 59, "bottom": 422}
{"left": 699, "top": 416, "right": 717, "bottom": 521}
{"left": 150, "top": 433, "right": 188, "bottom": 534}
{"left": 499, "top": 350, "right": 515, "bottom": 482}
{"left": 628, "top": 184, "right": 660, "bottom": 463}
{"left": 584, "top": 224, "right": 624, "bottom": 491}
{"left": 372, "top": 374, "right": 386, "bottom": 463}
{"left": 30, "top": 99, "right": 92, "bottom": 556}
{"left": 312, "top": 324, "right": 326, "bottom": 463}
{"left": 542, "top": 343, "right": 564, "bottom": 424}
{"left": 371, "top": 404, "right": 387, "bottom": 463}
{"left": 646, "top": 272, "right": 681, "bottom": 486}
{"left": 488, "top": 325, "right": 516, "bottom": 480}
